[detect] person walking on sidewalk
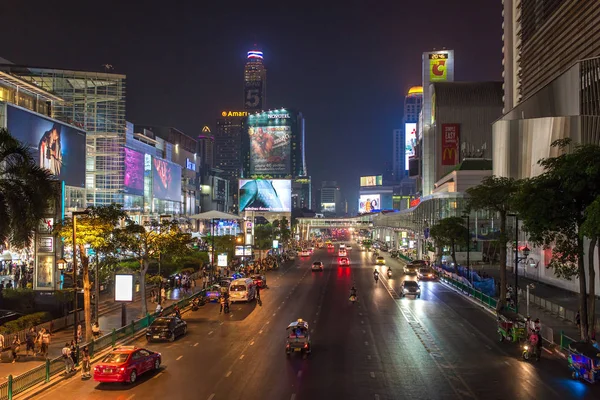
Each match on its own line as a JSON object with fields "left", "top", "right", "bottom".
{"left": 26, "top": 327, "right": 36, "bottom": 356}
{"left": 62, "top": 343, "right": 74, "bottom": 374}
{"left": 11, "top": 335, "right": 21, "bottom": 363}
{"left": 77, "top": 324, "right": 83, "bottom": 344}
{"left": 41, "top": 328, "right": 50, "bottom": 358}
{"left": 80, "top": 346, "right": 91, "bottom": 379}
{"left": 92, "top": 321, "right": 101, "bottom": 339}
{"left": 70, "top": 340, "right": 78, "bottom": 365}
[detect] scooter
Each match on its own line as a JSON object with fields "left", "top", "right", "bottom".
{"left": 349, "top": 294, "right": 357, "bottom": 303}
{"left": 374, "top": 273, "right": 379, "bottom": 283}
{"left": 522, "top": 343, "right": 539, "bottom": 361}
{"left": 387, "top": 269, "right": 392, "bottom": 279}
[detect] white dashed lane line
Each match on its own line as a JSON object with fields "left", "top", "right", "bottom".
{"left": 176, "top": 355, "right": 183, "bottom": 360}
{"left": 226, "top": 370, "right": 232, "bottom": 377}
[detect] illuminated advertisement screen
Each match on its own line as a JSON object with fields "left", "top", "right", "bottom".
{"left": 405, "top": 122, "right": 417, "bottom": 171}
{"left": 239, "top": 179, "right": 291, "bottom": 212}
{"left": 123, "top": 148, "right": 145, "bottom": 196}
{"left": 360, "top": 176, "right": 382, "bottom": 186}
{"left": 358, "top": 195, "right": 380, "bottom": 214}
{"left": 114, "top": 274, "right": 133, "bottom": 302}
{"left": 6, "top": 104, "right": 86, "bottom": 187}
{"left": 247, "top": 111, "right": 293, "bottom": 176}
{"left": 321, "top": 202, "right": 336, "bottom": 212}
{"left": 429, "top": 53, "right": 448, "bottom": 82}
{"left": 152, "top": 157, "right": 182, "bottom": 202}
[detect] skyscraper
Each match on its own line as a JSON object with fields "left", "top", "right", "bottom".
{"left": 244, "top": 49, "right": 267, "bottom": 112}
{"left": 215, "top": 112, "right": 247, "bottom": 185}
{"left": 393, "top": 86, "right": 423, "bottom": 181}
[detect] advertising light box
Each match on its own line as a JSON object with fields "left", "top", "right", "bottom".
{"left": 152, "top": 157, "right": 182, "bottom": 202}
{"left": 358, "top": 194, "right": 380, "bottom": 214}
{"left": 6, "top": 104, "right": 87, "bottom": 187}
{"left": 239, "top": 179, "right": 292, "bottom": 212}
{"left": 114, "top": 274, "right": 134, "bottom": 302}
{"left": 360, "top": 176, "right": 383, "bottom": 187}
{"left": 123, "top": 148, "right": 145, "bottom": 196}
{"left": 247, "top": 110, "right": 293, "bottom": 176}
{"left": 405, "top": 122, "right": 417, "bottom": 171}
{"left": 218, "top": 253, "right": 228, "bottom": 267}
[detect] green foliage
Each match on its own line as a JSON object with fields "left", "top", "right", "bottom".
{"left": 273, "top": 217, "right": 291, "bottom": 245}
{"left": 581, "top": 197, "right": 600, "bottom": 240}
{"left": 1, "top": 288, "right": 35, "bottom": 311}
{"left": 0, "top": 312, "right": 53, "bottom": 335}
{"left": 430, "top": 217, "right": 468, "bottom": 267}
{"left": 0, "top": 128, "right": 58, "bottom": 248}
{"left": 254, "top": 224, "right": 273, "bottom": 250}
{"left": 53, "top": 289, "right": 74, "bottom": 303}
{"left": 212, "top": 235, "right": 236, "bottom": 257}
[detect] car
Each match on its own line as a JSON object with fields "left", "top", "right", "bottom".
{"left": 93, "top": 346, "right": 161, "bottom": 383}
{"left": 327, "top": 244, "right": 334, "bottom": 250}
{"left": 338, "top": 257, "right": 350, "bottom": 266}
{"left": 311, "top": 261, "right": 324, "bottom": 271}
{"left": 401, "top": 280, "right": 421, "bottom": 298}
{"left": 375, "top": 256, "right": 385, "bottom": 265}
{"left": 338, "top": 250, "right": 347, "bottom": 257}
{"left": 251, "top": 274, "right": 267, "bottom": 288}
{"left": 404, "top": 263, "right": 418, "bottom": 274}
{"left": 300, "top": 250, "right": 311, "bottom": 257}
{"left": 146, "top": 316, "right": 187, "bottom": 342}
{"left": 417, "top": 268, "right": 436, "bottom": 281}
{"left": 346, "top": 245, "right": 353, "bottom": 251}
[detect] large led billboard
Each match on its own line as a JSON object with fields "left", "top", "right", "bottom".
{"left": 5, "top": 104, "right": 86, "bottom": 187}
{"left": 405, "top": 122, "right": 417, "bottom": 171}
{"left": 358, "top": 195, "right": 380, "bottom": 214}
{"left": 239, "top": 179, "right": 291, "bottom": 212}
{"left": 152, "top": 157, "right": 182, "bottom": 202}
{"left": 247, "top": 110, "right": 293, "bottom": 176}
{"left": 360, "top": 176, "right": 382, "bottom": 187}
{"left": 123, "top": 148, "right": 145, "bottom": 196}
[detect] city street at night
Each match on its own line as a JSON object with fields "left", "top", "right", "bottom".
{"left": 27, "top": 247, "right": 600, "bottom": 400}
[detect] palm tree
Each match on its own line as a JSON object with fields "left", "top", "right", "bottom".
{"left": 0, "top": 128, "right": 57, "bottom": 248}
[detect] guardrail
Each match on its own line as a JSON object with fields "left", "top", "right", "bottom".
{"left": 0, "top": 289, "right": 205, "bottom": 400}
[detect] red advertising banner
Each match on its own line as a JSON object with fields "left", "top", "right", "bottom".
{"left": 441, "top": 124, "right": 460, "bottom": 166}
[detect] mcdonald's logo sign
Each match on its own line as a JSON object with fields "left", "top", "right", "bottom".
{"left": 441, "top": 124, "right": 459, "bottom": 166}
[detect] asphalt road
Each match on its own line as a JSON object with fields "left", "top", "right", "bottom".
{"left": 28, "top": 245, "right": 600, "bottom": 400}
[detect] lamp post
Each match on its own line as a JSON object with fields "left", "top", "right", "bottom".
{"left": 157, "top": 214, "right": 171, "bottom": 306}
{"left": 462, "top": 212, "right": 471, "bottom": 284}
{"left": 57, "top": 258, "right": 67, "bottom": 290}
{"left": 71, "top": 210, "right": 89, "bottom": 343}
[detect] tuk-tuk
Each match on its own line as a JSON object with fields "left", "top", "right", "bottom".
{"left": 568, "top": 341, "right": 600, "bottom": 383}
{"left": 497, "top": 310, "right": 527, "bottom": 343}
{"left": 285, "top": 319, "right": 311, "bottom": 357}
{"left": 205, "top": 284, "right": 222, "bottom": 302}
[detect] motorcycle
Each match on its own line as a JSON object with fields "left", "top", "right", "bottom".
{"left": 349, "top": 295, "right": 357, "bottom": 303}
{"left": 387, "top": 269, "right": 392, "bottom": 279}
{"left": 522, "top": 343, "right": 535, "bottom": 360}
{"left": 374, "top": 272, "right": 379, "bottom": 283}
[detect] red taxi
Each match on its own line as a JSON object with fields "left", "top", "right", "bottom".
{"left": 93, "top": 346, "right": 161, "bottom": 384}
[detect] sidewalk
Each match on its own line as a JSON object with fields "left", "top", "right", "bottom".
{"left": 473, "top": 265, "right": 599, "bottom": 341}
{"left": 0, "top": 285, "right": 200, "bottom": 382}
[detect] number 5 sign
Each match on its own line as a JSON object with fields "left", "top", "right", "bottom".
{"left": 244, "top": 82, "right": 263, "bottom": 110}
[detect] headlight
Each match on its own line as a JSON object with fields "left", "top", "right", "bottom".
{"left": 523, "top": 345, "right": 529, "bottom": 350}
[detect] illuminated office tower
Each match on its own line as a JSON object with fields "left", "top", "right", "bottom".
{"left": 244, "top": 49, "right": 267, "bottom": 112}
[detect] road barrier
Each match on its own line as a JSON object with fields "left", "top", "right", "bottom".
{"left": 0, "top": 289, "right": 205, "bottom": 400}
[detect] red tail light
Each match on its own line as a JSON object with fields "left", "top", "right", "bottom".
{"left": 304, "top": 343, "right": 308, "bottom": 348}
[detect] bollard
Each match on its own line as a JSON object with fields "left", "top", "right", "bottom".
{"left": 8, "top": 375, "right": 13, "bottom": 400}
{"left": 45, "top": 359, "right": 50, "bottom": 382}
{"left": 111, "top": 328, "right": 116, "bottom": 347}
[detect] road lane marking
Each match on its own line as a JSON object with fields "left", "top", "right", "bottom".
{"left": 126, "top": 395, "right": 136, "bottom": 400}
{"left": 208, "top": 331, "right": 213, "bottom": 335}
{"left": 504, "top": 361, "right": 510, "bottom": 366}
{"left": 273, "top": 313, "right": 277, "bottom": 316}
{"left": 226, "top": 370, "right": 232, "bottom": 377}
{"left": 370, "top": 372, "right": 375, "bottom": 378}
{"left": 259, "top": 330, "right": 263, "bottom": 334}
{"left": 374, "top": 395, "right": 380, "bottom": 400}
{"left": 313, "top": 319, "right": 317, "bottom": 323}
{"left": 297, "top": 370, "right": 303, "bottom": 377}
{"left": 367, "top": 355, "right": 371, "bottom": 360}
{"left": 543, "top": 347, "right": 553, "bottom": 354}
{"left": 364, "top": 341, "right": 369, "bottom": 346}
{"left": 194, "top": 342, "right": 199, "bottom": 347}
{"left": 250, "top": 341, "right": 255, "bottom": 346}
{"left": 290, "top": 394, "right": 296, "bottom": 400}
{"left": 363, "top": 330, "right": 366, "bottom": 334}
{"left": 208, "top": 395, "right": 215, "bottom": 400}
{"left": 167, "top": 344, "right": 175, "bottom": 348}
{"left": 152, "top": 372, "right": 163, "bottom": 379}
{"left": 220, "top": 322, "right": 224, "bottom": 325}
{"left": 361, "top": 320, "right": 364, "bottom": 324}
{"left": 485, "top": 345, "right": 492, "bottom": 350}
{"left": 240, "top": 354, "right": 245, "bottom": 360}
{"left": 266, "top": 321, "right": 270, "bottom": 324}
{"left": 176, "top": 355, "right": 183, "bottom": 360}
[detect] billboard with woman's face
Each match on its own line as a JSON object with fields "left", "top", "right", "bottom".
{"left": 5, "top": 104, "right": 86, "bottom": 187}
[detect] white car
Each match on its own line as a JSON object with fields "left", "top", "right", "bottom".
{"left": 300, "top": 250, "right": 310, "bottom": 257}
{"left": 346, "top": 245, "right": 353, "bottom": 251}
{"left": 311, "top": 261, "right": 324, "bottom": 271}
{"left": 338, "top": 250, "right": 347, "bottom": 257}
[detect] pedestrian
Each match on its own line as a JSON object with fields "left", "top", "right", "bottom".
{"left": 70, "top": 340, "right": 78, "bottom": 365}
{"left": 256, "top": 284, "right": 261, "bottom": 301}
{"left": 11, "top": 335, "right": 21, "bottom": 363}
{"left": 534, "top": 329, "right": 543, "bottom": 361}
{"left": 80, "top": 346, "right": 91, "bottom": 379}
{"left": 41, "top": 328, "right": 51, "bottom": 358}
{"left": 576, "top": 310, "right": 581, "bottom": 329}
{"left": 77, "top": 324, "right": 83, "bottom": 344}
{"left": 26, "top": 327, "right": 36, "bottom": 356}
{"left": 161, "top": 287, "right": 166, "bottom": 303}
{"left": 0, "top": 333, "right": 5, "bottom": 361}
{"left": 150, "top": 289, "right": 156, "bottom": 303}
{"left": 92, "top": 321, "right": 101, "bottom": 339}
{"left": 62, "top": 343, "right": 74, "bottom": 374}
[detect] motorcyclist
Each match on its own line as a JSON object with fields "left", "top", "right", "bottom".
{"left": 386, "top": 267, "right": 392, "bottom": 277}
{"left": 373, "top": 269, "right": 380, "bottom": 282}
{"left": 350, "top": 285, "right": 357, "bottom": 299}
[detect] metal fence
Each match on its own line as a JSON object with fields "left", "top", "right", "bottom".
{"left": 0, "top": 289, "right": 205, "bottom": 400}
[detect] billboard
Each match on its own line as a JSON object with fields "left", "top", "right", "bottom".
{"left": 405, "top": 122, "right": 417, "bottom": 170}
{"left": 441, "top": 124, "right": 460, "bottom": 166}
{"left": 429, "top": 53, "right": 449, "bottom": 82}
{"left": 114, "top": 274, "right": 134, "bottom": 302}
{"left": 249, "top": 125, "right": 291, "bottom": 175}
{"left": 239, "top": 179, "right": 291, "bottom": 212}
{"left": 5, "top": 104, "right": 86, "bottom": 187}
{"left": 360, "top": 176, "right": 382, "bottom": 187}
{"left": 152, "top": 157, "right": 182, "bottom": 202}
{"left": 321, "top": 202, "right": 336, "bottom": 213}
{"left": 123, "top": 148, "right": 145, "bottom": 196}
{"left": 358, "top": 195, "right": 380, "bottom": 214}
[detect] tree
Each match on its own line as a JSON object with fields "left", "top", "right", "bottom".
{"left": 466, "top": 176, "right": 520, "bottom": 306}
{"left": 113, "top": 220, "right": 192, "bottom": 316}
{"left": 279, "top": 217, "right": 292, "bottom": 246}
{"left": 54, "top": 204, "right": 127, "bottom": 341}
{"left": 581, "top": 196, "right": 600, "bottom": 338}
{"left": 254, "top": 223, "right": 273, "bottom": 250}
{"left": 430, "top": 217, "right": 469, "bottom": 269}
{"left": 0, "top": 128, "right": 57, "bottom": 248}
{"left": 514, "top": 140, "right": 600, "bottom": 340}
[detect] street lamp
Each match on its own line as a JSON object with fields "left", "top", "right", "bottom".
{"left": 71, "top": 210, "right": 89, "bottom": 343}
{"left": 57, "top": 258, "right": 67, "bottom": 290}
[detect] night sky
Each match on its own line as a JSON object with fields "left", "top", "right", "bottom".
{"left": 2, "top": 0, "right": 502, "bottom": 212}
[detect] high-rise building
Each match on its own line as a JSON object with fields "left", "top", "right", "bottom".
{"left": 292, "top": 177, "right": 312, "bottom": 211}
{"left": 214, "top": 111, "right": 248, "bottom": 185}
{"left": 320, "top": 181, "right": 341, "bottom": 216}
{"left": 244, "top": 49, "right": 267, "bottom": 112}
{"left": 393, "top": 86, "right": 423, "bottom": 181}
{"left": 197, "top": 125, "right": 214, "bottom": 172}
{"left": 242, "top": 108, "right": 306, "bottom": 179}
{"left": 420, "top": 50, "right": 455, "bottom": 196}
